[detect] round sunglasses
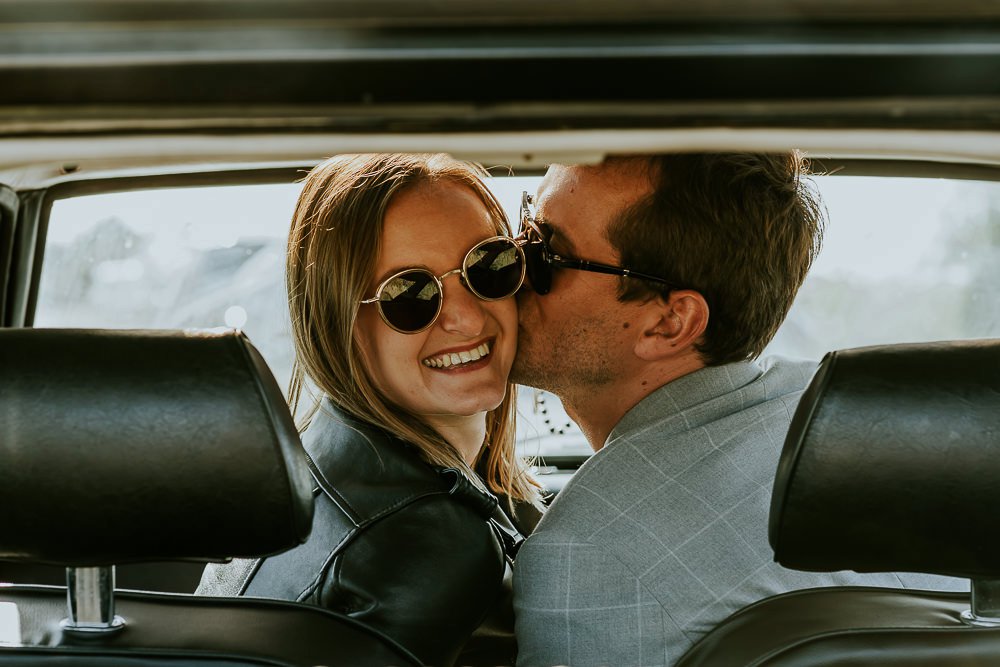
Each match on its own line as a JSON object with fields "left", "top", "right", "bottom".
{"left": 360, "top": 236, "right": 526, "bottom": 334}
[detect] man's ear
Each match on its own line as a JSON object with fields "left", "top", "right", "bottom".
{"left": 634, "top": 290, "right": 709, "bottom": 361}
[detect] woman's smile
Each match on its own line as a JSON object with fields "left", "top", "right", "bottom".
{"left": 422, "top": 338, "right": 493, "bottom": 369}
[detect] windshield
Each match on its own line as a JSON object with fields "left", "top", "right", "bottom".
{"left": 33, "top": 173, "right": 1000, "bottom": 457}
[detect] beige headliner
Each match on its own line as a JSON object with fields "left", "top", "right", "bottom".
{"left": 3, "top": 127, "right": 1000, "bottom": 191}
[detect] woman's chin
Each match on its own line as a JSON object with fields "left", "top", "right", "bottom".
{"left": 423, "top": 388, "right": 507, "bottom": 418}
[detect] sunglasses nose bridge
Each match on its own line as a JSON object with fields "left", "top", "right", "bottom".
{"left": 438, "top": 267, "right": 464, "bottom": 288}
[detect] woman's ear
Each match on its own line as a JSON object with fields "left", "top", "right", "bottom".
{"left": 634, "top": 290, "right": 709, "bottom": 361}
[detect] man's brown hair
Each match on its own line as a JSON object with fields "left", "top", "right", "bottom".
{"left": 607, "top": 152, "right": 825, "bottom": 365}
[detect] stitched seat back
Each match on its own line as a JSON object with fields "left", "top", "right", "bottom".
{"left": 0, "top": 328, "right": 420, "bottom": 666}
{"left": 679, "top": 340, "right": 1000, "bottom": 666}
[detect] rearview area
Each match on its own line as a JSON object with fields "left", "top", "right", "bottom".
{"left": 32, "top": 172, "right": 1000, "bottom": 459}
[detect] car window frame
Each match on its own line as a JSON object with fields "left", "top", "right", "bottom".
{"left": 0, "top": 183, "right": 18, "bottom": 326}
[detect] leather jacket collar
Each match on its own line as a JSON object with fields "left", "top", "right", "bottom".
{"left": 302, "top": 400, "right": 505, "bottom": 524}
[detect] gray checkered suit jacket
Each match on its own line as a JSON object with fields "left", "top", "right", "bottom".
{"left": 513, "top": 357, "right": 962, "bottom": 667}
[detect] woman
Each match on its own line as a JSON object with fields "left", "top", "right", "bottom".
{"left": 198, "top": 154, "right": 542, "bottom": 666}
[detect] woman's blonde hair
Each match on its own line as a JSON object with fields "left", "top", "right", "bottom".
{"left": 287, "top": 153, "right": 540, "bottom": 505}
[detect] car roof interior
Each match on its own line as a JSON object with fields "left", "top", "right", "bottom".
{"left": 2, "top": 2, "right": 1000, "bottom": 664}
{"left": 2, "top": 0, "right": 1000, "bottom": 184}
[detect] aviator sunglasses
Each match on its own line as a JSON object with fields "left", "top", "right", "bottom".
{"left": 518, "top": 191, "right": 677, "bottom": 295}
{"left": 360, "top": 236, "right": 526, "bottom": 334}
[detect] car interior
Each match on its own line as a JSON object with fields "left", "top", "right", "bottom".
{"left": 679, "top": 339, "right": 1000, "bottom": 665}
{"left": 0, "top": 327, "right": 420, "bottom": 665}
{"left": 2, "top": 1, "right": 1000, "bottom": 665}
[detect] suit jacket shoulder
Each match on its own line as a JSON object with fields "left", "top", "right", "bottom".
{"left": 514, "top": 358, "right": 818, "bottom": 666}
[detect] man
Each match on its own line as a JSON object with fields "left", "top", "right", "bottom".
{"left": 511, "top": 153, "right": 954, "bottom": 666}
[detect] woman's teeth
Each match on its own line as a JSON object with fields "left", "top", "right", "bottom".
{"left": 423, "top": 342, "right": 491, "bottom": 368}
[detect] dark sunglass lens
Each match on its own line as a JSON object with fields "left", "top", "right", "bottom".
{"left": 378, "top": 271, "right": 441, "bottom": 332}
{"left": 523, "top": 241, "right": 552, "bottom": 295}
{"left": 465, "top": 240, "right": 525, "bottom": 299}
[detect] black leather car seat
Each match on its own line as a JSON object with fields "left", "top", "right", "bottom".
{"left": 678, "top": 339, "right": 1000, "bottom": 666}
{"left": 0, "top": 328, "right": 420, "bottom": 667}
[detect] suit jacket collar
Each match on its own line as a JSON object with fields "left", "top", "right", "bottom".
{"left": 607, "top": 360, "right": 764, "bottom": 448}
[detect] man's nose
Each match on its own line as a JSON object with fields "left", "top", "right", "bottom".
{"left": 437, "top": 273, "right": 486, "bottom": 336}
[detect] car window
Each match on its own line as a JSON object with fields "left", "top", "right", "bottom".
{"left": 766, "top": 176, "right": 1000, "bottom": 361}
{"left": 33, "top": 174, "right": 1000, "bottom": 458}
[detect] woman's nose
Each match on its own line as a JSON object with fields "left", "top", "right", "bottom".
{"left": 437, "top": 273, "right": 486, "bottom": 336}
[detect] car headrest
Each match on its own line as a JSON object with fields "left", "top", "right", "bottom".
{"left": 0, "top": 328, "right": 314, "bottom": 566}
{"left": 770, "top": 339, "right": 1000, "bottom": 580}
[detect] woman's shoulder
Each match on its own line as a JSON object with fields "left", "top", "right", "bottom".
{"left": 301, "top": 401, "right": 495, "bottom": 526}
{"left": 302, "top": 402, "right": 434, "bottom": 480}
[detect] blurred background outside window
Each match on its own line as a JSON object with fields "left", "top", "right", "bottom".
{"left": 34, "top": 175, "right": 1000, "bottom": 458}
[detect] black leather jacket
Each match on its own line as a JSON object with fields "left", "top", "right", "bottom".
{"left": 198, "top": 401, "right": 525, "bottom": 666}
